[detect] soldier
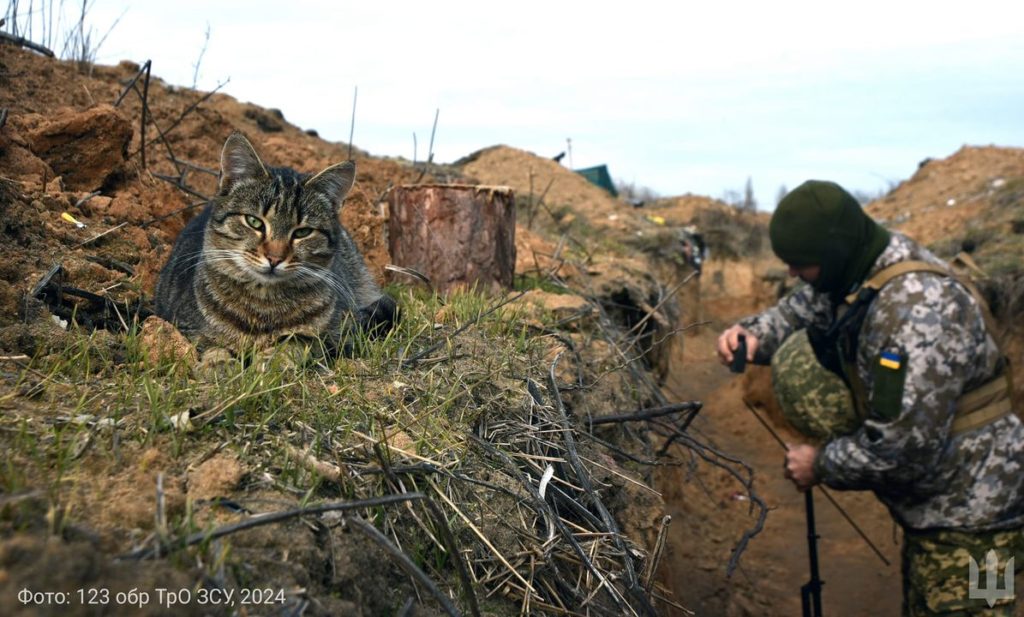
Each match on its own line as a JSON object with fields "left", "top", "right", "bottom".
{"left": 716, "top": 180, "right": 1024, "bottom": 616}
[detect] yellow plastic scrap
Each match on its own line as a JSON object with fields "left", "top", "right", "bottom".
{"left": 646, "top": 215, "right": 666, "bottom": 226}
{"left": 61, "top": 212, "right": 87, "bottom": 228}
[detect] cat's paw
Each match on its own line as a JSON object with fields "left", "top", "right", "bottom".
{"left": 358, "top": 295, "right": 399, "bottom": 337}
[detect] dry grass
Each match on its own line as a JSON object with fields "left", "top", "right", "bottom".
{"left": 0, "top": 283, "right": 678, "bottom": 615}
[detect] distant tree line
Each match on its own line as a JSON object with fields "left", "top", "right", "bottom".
{"left": 722, "top": 177, "right": 758, "bottom": 212}
{"left": 615, "top": 179, "right": 659, "bottom": 204}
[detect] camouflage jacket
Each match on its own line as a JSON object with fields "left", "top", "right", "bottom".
{"left": 741, "top": 232, "right": 1024, "bottom": 531}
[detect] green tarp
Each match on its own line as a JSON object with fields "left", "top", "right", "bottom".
{"left": 575, "top": 165, "right": 618, "bottom": 197}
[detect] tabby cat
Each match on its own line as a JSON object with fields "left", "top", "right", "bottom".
{"left": 154, "top": 131, "right": 396, "bottom": 354}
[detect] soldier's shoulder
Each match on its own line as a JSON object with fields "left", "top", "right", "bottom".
{"left": 872, "top": 233, "right": 962, "bottom": 304}
{"left": 867, "top": 273, "right": 958, "bottom": 332}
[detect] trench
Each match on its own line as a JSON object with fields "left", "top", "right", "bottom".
{"left": 647, "top": 258, "right": 903, "bottom": 617}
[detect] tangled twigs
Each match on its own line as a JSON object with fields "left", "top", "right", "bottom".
{"left": 612, "top": 269, "right": 699, "bottom": 351}
{"left": 160, "top": 78, "right": 230, "bottom": 138}
{"left": 586, "top": 401, "right": 701, "bottom": 427}
{"left": 114, "top": 60, "right": 227, "bottom": 182}
{"left": 31, "top": 264, "right": 152, "bottom": 332}
{"left": 114, "top": 60, "right": 149, "bottom": 106}
{"left": 119, "top": 493, "right": 426, "bottom": 560}
{"left": 650, "top": 419, "right": 768, "bottom": 576}
{"left": 467, "top": 433, "right": 600, "bottom": 609}
{"left": 644, "top": 515, "right": 672, "bottom": 593}
{"left": 346, "top": 516, "right": 460, "bottom": 617}
{"left": 586, "top": 286, "right": 668, "bottom": 408}
{"left": 421, "top": 497, "right": 482, "bottom": 617}
{"left": 654, "top": 406, "right": 702, "bottom": 457}
{"left": 139, "top": 200, "right": 207, "bottom": 229}
{"left": 548, "top": 352, "right": 657, "bottom": 617}
{"left": 152, "top": 172, "right": 211, "bottom": 201}
{"left": 173, "top": 158, "right": 218, "bottom": 177}
{"left": 544, "top": 239, "right": 782, "bottom": 581}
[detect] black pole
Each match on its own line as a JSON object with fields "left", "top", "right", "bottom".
{"left": 801, "top": 489, "right": 824, "bottom": 617}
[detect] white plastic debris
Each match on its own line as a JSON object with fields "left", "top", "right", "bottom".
{"left": 538, "top": 465, "right": 555, "bottom": 499}
{"left": 993, "top": 178, "right": 1006, "bottom": 188}
{"left": 946, "top": 198, "right": 957, "bottom": 207}
{"left": 169, "top": 410, "right": 194, "bottom": 432}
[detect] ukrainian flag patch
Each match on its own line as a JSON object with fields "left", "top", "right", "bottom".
{"left": 879, "top": 350, "right": 902, "bottom": 370}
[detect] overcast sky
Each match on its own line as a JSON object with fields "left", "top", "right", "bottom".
{"left": 32, "top": 1, "right": 1024, "bottom": 208}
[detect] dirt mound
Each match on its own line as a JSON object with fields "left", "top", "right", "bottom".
{"left": 869, "top": 145, "right": 1024, "bottom": 247}
{"left": 642, "top": 194, "right": 734, "bottom": 226}
{"left": 458, "top": 145, "right": 639, "bottom": 233}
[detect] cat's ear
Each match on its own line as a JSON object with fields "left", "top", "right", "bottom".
{"left": 219, "top": 132, "right": 269, "bottom": 195}
{"left": 304, "top": 161, "right": 356, "bottom": 210}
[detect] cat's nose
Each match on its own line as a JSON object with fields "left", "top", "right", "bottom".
{"left": 263, "top": 241, "right": 288, "bottom": 271}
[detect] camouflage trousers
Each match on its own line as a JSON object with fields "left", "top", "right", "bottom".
{"left": 902, "top": 527, "right": 1024, "bottom": 616}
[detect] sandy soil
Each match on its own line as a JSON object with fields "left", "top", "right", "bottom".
{"left": 868, "top": 146, "right": 1024, "bottom": 246}
{"left": 656, "top": 328, "right": 902, "bottom": 616}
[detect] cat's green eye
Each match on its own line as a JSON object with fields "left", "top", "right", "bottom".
{"left": 292, "top": 227, "right": 314, "bottom": 239}
{"left": 244, "top": 215, "right": 265, "bottom": 231}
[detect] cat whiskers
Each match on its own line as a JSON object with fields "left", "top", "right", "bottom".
{"left": 175, "top": 250, "right": 226, "bottom": 275}
{"left": 180, "top": 249, "right": 256, "bottom": 279}
{"left": 294, "top": 265, "right": 356, "bottom": 306}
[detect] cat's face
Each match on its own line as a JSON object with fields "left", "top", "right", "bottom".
{"left": 205, "top": 132, "right": 355, "bottom": 285}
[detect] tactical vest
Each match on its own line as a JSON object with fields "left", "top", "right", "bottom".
{"left": 815, "top": 254, "right": 1017, "bottom": 437}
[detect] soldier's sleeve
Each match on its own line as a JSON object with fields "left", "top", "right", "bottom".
{"left": 813, "top": 274, "right": 978, "bottom": 491}
{"left": 738, "top": 283, "right": 832, "bottom": 363}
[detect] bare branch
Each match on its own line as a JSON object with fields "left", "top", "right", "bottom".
{"left": 346, "top": 516, "right": 460, "bottom": 617}
{"left": 119, "top": 493, "right": 426, "bottom": 560}
{"left": 0, "top": 30, "right": 55, "bottom": 56}
{"left": 191, "top": 22, "right": 210, "bottom": 90}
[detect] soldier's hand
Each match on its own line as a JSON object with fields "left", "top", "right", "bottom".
{"left": 784, "top": 444, "right": 819, "bottom": 492}
{"left": 716, "top": 325, "right": 758, "bottom": 366}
